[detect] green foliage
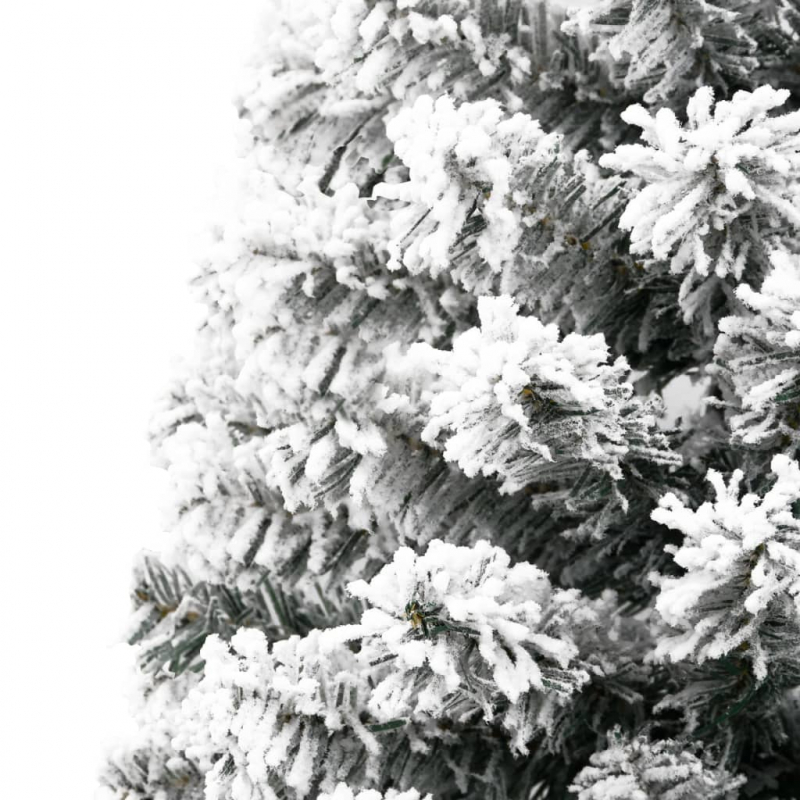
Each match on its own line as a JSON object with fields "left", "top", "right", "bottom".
{"left": 103, "top": 1, "right": 800, "bottom": 798}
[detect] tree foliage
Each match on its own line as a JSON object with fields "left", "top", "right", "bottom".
{"left": 101, "top": 2, "right": 800, "bottom": 798}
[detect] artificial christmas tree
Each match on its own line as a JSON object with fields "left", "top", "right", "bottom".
{"left": 101, "top": 2, "right": 800, "bottom": 798}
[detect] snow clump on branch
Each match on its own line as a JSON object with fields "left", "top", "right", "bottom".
{"left": 324, "top": 537, "right": 597, "bottom": 752}
{"left": 601, "top": 86, "right": 800, "bottom": 285}
{"left": 570, "top": 726, "right": 745, "bottom": 800}
{"left": 381, "top": 295, "right": 679, "bottom": 494}
{"left": 651, "top": 454, "right": 800, "bottom": 679}
{"left": 713, "top": 249, "right": 800, "bottom": 447}
{"left": 375, "top": 95, "right": 562, "bottom": 276}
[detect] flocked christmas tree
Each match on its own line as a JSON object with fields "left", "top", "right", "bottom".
{"left": 101, "top": 1, "right": 800, "bottom": 798}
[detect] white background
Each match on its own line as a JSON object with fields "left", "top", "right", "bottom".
{"left": 1, "top": 2, "right": 262, "bottom": 796}
{"left": 0, "top": 1, "right": 687, "bottom": 797}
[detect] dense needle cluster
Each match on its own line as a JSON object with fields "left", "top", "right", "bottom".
{"left": 102, "top": 2, "right": 800, "bottom": 799}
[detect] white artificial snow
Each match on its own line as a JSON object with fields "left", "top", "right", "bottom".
{"left": 92, "top": 1, "right": 800, "bottom": 798}
{"left": 382, "top": 295, "right": 678, "bottom": 493}
{"left": 320, "top": 784, "right": 428, "bottom": 800}
{"left": 311, "top": 0, "right": 531, "bottom": 106}
{"left": 713, "top": 249, "right": 800, "bottom": 444}
{"left": 652, "top": 454, "right": 800, "bottom": 678}
{"left": 562, "top": 0, "right": 756, "bottom": 106}
{"left": 347, "top": 539, "right": 590, "bottom": 699}
{"left": 601, "top": 86, "right": 800, "bottom": 289}
{"left": 570, "top": 728, "right": 745, "bottom": 800}
{"left": 321, "top": 538, "right": 595, "bottom": 751}
{"left": 175, "top": 628, "right": 378, "bottom": 800}
{"left": 375, "top": 95, "right": 561, "bottom": 276}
